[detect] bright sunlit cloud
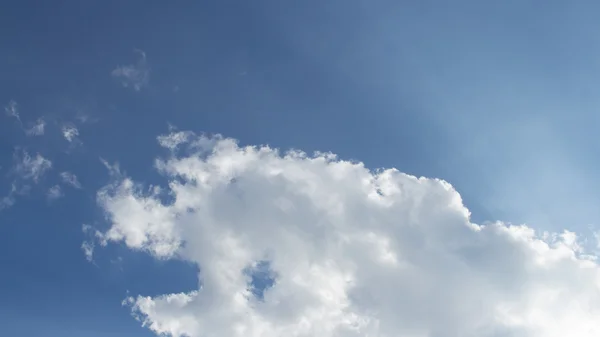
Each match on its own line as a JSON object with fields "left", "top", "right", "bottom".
{"left": 92, "top": 130, "right": 600, "bottom": 337}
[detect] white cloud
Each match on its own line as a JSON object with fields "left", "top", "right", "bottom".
{"left": 4, "top": 100, "right": 22, "bottom": 124}
{"left": 13, "top": 149, "right": 52, "bottom": 183}
{"left": 1, "top": 151, "right": 51, "bottom": 211}
{"left": 157, "top": 130, "right": 196, "bottom": 151}
{"left": 94, "top": 131, "right": 600, "bottom": 337}
{"left": 5, "top": 101, "right": 45, "bottom": 136}
{"left": 82, "top": 225, "right": 100, "bottom": 263}
{"left": 0, "top": 193, "right": 15, "bottom": 210}
{"left": 81, "top": 241, "right": 95, "bottom": 262}
{"left": 60, "top": 171, "right": 82, "bottom": 189}
{"left": 62, "top": 124, "right": 80, "bottom": 143}
{"left": 99, "top": 158, "right": 123, "bottom": 179}
{"left": 47, "top": 185, "right": 63, "bottom": 201}
{"left": 112, "top": 49, "right": 149, "bottom": 91}
{"left": 25, "top": 118, "right": 45, "bottom": 136}
{"left": 0, "top": 182, "right": 31, "bottom": 211}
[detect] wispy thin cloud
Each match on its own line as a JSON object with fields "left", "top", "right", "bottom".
{"left": 47, "top": 185, "right": 63, "bottom": 201}
{"left": 60, "top": 171, "right": 82, "bottom": 189}
{"left": 112, "top": 49, "right": 149, "bottom": 91}
{"left": 0, "top": 195, "right": 15, "bottom": 210}
{"left": 25, "top": 118, "right": 45, "bottom": 136}
{"left": 99, "top": 158, "right": 123, "bottom": 178}
{"left": 0, "top": 184, "right": 17, "bottom": 211}
{"left": 81, "top": 241, "right": 95, "bottom": 262}
{"left": 1, "top": 149, "right": 52, "bottom": 211}
{"left": 81, "top": 224, "right": 98, "bottom": 263}
{"left": 5, "top": 100, "right": 47, "bottom": 136}
{"left": 4, "top": 100, "right": 22, "bottom": 125}
{"left": 0, "top": 181, "right": 32, "bottom": 211}
{"left": 74, "top": 113, "right": 99, "bottom": 125}
{"left": 157, "top": 130, "right": 196, "bottom": 151}
{"left": 13, "top": 149, "right": 52, "bottom": 183}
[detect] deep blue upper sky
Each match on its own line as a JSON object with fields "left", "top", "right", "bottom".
{"left": 3, "top": 1, "right": 600, "bottom": 336}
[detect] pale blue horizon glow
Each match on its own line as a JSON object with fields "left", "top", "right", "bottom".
{"left": 2, "top": 1, "right": 600, "bottom": 336}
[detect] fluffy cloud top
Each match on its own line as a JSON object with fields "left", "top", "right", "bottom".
{"left": 96, "top": 131, "right": 600, "bottom": 337}
{"left": 62, "top": 124, "right": 79, "bottom": 143}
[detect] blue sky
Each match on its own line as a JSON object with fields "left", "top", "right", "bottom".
{"left": 3, "top": 1, "right": 600, "bottom": 336}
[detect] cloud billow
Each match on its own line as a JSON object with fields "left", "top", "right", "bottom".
{"left": 95, "top": 131, "right": 600, "bottom": 337}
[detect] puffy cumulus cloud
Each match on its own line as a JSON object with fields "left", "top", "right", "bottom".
{"left": 95, "top": 131, "right": 600, "bottom": 337}
{"left": 111, "top": 49, "right": 149, "bottom": 91}
{"left": 62, "top": 124, "right": 80, "bottom": 143}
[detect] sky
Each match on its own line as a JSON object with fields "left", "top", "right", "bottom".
{"left": 3, "top": 1, "right": 600, "bottom": 336}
